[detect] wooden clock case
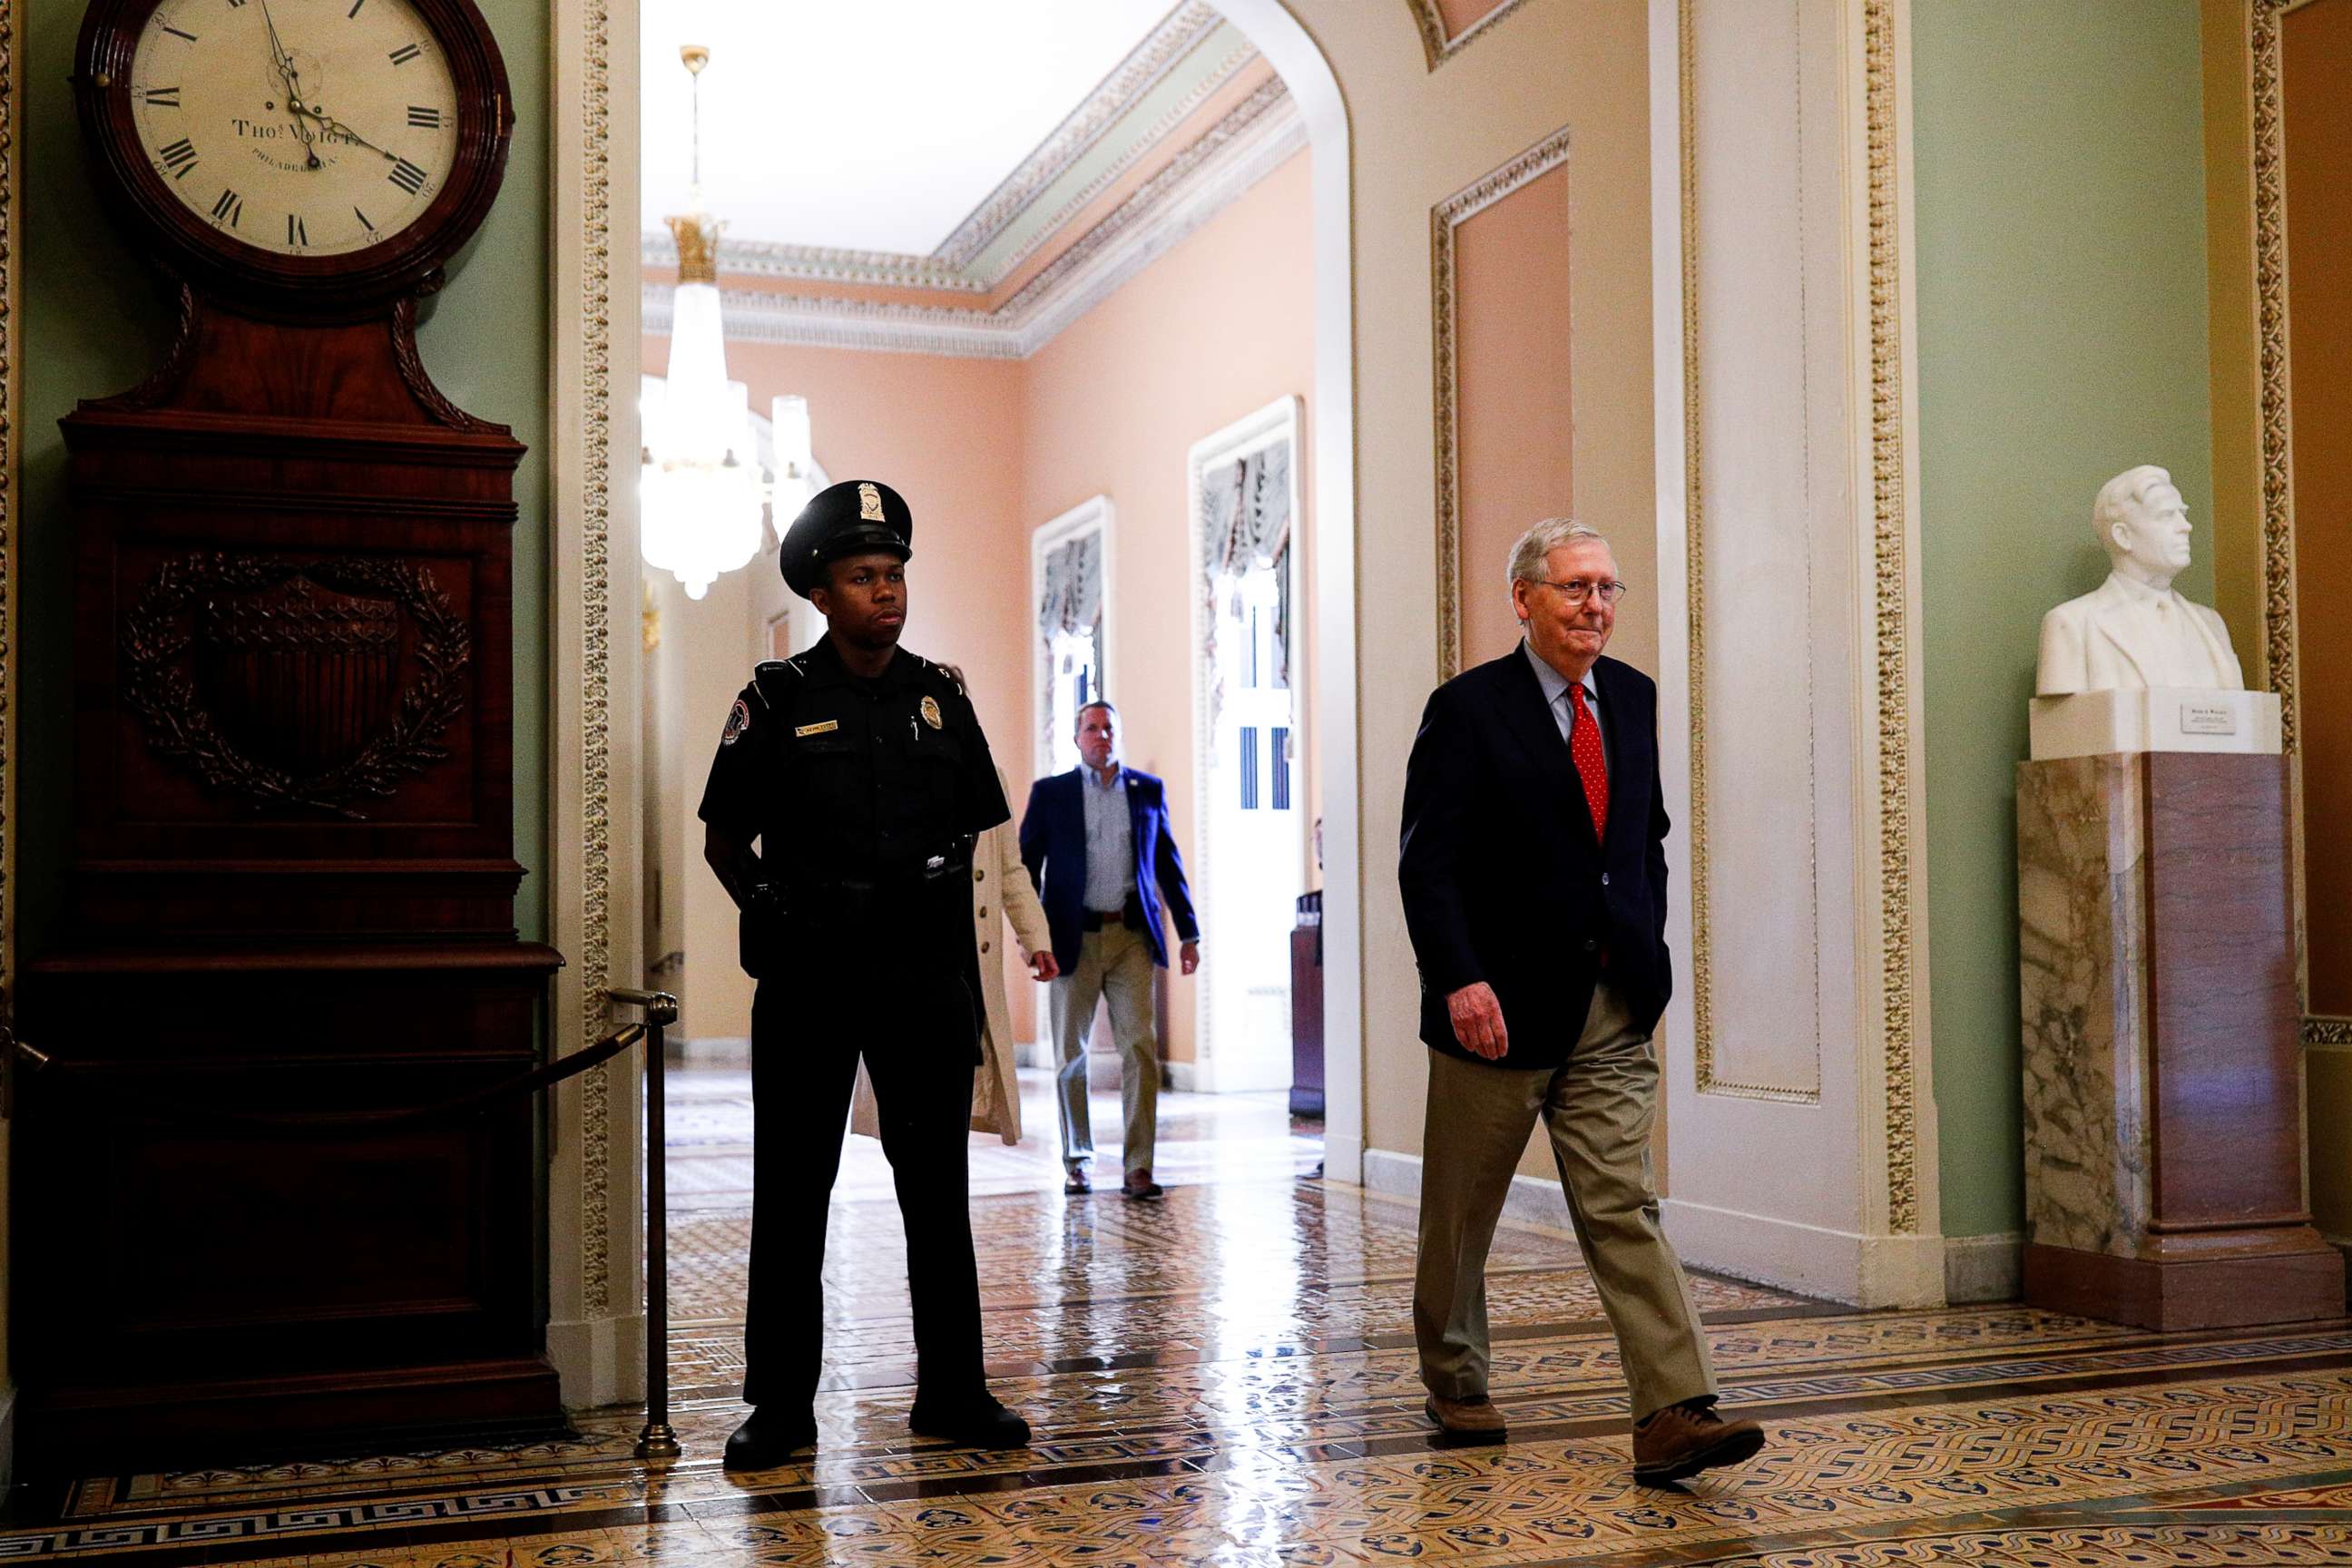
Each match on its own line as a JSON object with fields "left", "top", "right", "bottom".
{"left": 14, "top": 0, "right": 566, "bottom": 1474}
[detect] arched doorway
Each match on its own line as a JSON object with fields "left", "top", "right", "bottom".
{"left": 541, "top": 0, "right": 1360, "bottom": 1404}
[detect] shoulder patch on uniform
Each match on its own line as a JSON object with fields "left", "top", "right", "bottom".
{"left": 720, "top": 698, "right": 751, "bottom": 747}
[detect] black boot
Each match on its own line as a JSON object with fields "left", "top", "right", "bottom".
{"left": 723, "top": 1406, "right": 818, "bottom": 1470}
{"left": 908, "top": 1391, "right": 1031, "bottom": 1449}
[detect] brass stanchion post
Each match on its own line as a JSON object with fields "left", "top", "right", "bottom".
{"left": 612, "top": 987, "right": 682, "bottom": 1461}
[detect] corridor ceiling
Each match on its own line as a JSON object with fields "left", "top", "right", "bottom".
{"left": 641, "top": 0, "right": 1191, "bottom": 258}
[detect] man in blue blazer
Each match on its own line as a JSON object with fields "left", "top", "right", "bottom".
{"left": 1398, "top": 518, "right": 1763, "bottom": 1485}
{"left": 1019, "top": 701, "right": 1200, "bottom": 1199}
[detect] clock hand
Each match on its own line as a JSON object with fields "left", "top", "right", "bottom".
{"left": 289, "top": 102, "right": 403, "bottom": 164}
{"left": 255, "top": 0, "right": 324, "bottom": 170}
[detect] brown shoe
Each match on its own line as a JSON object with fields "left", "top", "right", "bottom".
{"left": 1063, "top": 1161, "right": 1092, "bottom": 1196}
{"left": 1121, "top": 1168, "right": 1164, "bottom": 1200}
{"left": 1632, "top": 1401, "right": 1765, "bottom": 1485}
{"left": 1424, "top": 1393, "right": 1508, "bottom": 1436}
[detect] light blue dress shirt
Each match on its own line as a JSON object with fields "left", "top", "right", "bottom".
{"left": 1080, "top": 764, "right": 1137, "bottom": 912}
{"left": 1523, "top": 641, "right": 1605, "bottom": 757}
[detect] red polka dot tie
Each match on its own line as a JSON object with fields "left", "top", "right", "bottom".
{"left": 1567, "top": 682, "right": 1609, "bottom": 841}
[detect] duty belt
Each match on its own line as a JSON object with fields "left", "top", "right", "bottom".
{"left": 781, "top": 837, "right": 975, "bottom": 914}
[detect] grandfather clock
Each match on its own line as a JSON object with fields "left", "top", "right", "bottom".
{"left": 15, "top": 0, "right": 564, "bottom": 1471}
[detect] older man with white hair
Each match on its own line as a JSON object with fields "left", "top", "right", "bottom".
{"left": 1398, "top": 516, "right": 1764, "bottom": 1484}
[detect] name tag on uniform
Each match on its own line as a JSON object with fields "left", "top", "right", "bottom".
{"left": 795, "top": 720, "right": 840, "bottom": 738}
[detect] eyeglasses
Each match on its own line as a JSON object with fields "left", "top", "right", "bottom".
{"left": 1532, "top": 578, "right": 1631, "bottom": 606}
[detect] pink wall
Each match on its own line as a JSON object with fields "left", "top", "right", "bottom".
{"left": 1455, "top": 162, "right": 1574, "bottom": 667}
{"left": 644, "top": 148, "right": 1316, "bottom": 1058}
{"left": 644, "top": 338, "right": 1030, "bottom": 720}
{"left": 1017, "top": 152, "right": 1317, "bottom": 1064}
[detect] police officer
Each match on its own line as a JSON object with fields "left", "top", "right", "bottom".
{"left": 699, "top": 478, "right": 1031, "bottom": 1469}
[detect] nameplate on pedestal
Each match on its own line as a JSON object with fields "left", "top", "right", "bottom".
{"left": 2028, "top": 687, "right": 2282, "bottom": 760}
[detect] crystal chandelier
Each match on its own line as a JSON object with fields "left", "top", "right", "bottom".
{"left": 640, "top": 45, "right": 809, "bottom": 600}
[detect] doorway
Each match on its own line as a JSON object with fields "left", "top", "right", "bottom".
{"left": 540, "top": 0, "right": 1365, "bottom": 1401}
{"left": 1189, "top": 397, "right": 1308, "bottom": 1095}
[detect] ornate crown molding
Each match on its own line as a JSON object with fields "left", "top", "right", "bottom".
{"left": 639, "top": 233, "right": 985, "bottom": 293}
{"left": 645, "top": 79, "right": 1303, "bottom": 361}
{"left": 934, "top": 1, "right": 1237, "bottom": 269}
{"left": 2306, "top": 1015, "right": 2352, "bottom": 1047}
{"left": 638, "top": 4, "right": 1253, "bottom": 299}
{"left": 1408, "top": 0, "right": 1536, "bottom": 72}
{"left": 2250, "top": 0, "right": 2299, "bottom": 756}
{"left": 1429, "top": 124, "right": 1573, "bottom": 682}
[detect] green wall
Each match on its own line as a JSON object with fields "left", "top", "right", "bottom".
{"left": 1913, "top": 0, "right": 2217, "bottom": 1240}
{"left": 19, "top": 0, "right": 551, "bottom": 950}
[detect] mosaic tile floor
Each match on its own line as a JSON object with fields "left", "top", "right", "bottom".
{"left": 8, "top": 1065, "right": 2348, "bottom": 1566}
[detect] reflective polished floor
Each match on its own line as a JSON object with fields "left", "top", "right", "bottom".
{"left": 8, "top": 1063, "right": 2350, "bottom": 1566}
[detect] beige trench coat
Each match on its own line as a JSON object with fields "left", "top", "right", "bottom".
{"left": 849, "top": 769, "right": 1051, "bottom": 1145}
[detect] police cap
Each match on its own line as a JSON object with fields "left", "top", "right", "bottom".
{"left": 779, "top": 479, "right": 915, "bottom": 599}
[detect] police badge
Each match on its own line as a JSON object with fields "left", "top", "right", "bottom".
{"left": 920, "top": 695, "right": 944, "bottom": 730}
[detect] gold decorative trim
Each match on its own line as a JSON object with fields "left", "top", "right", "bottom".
{"left": 1864, "top": 0, "right": 1920, "bottom": 1235}
{"left": 1430, "top": 125, "right": 1574, "bottom": 681}
{"left": 2307, "top": 1015, "right": 2352, "bottom": 1047}
{"left": 575, "top": 0, "right": 617, "bottom": 1316}
{"left": 2250, "top": 0, "right": 2298, "bottom": 756}
{"left": 1678, "top": 0, "right": 1717, "bottom": 1101}
{"left": 0, "top": 0, "right": 15, "bottom": 1068}
{"left": 1408, "top": 0, "right": 1536, "bottom": 72}
{"left": 1677, "top": 0, "right": 1826, "bottom": 1108}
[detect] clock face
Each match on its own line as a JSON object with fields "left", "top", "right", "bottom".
{"left": 127, "top": 0, "right": 461, "bottom": 259}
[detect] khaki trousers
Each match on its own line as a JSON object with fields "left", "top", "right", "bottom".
{"left": 1048, "top": 922, "right": 1159, "bottom": 1175}
{"left": 1413, "top": 983, "right": 1716, "bottom": 1421}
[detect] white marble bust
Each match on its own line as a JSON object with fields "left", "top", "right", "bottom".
{"left": 2035, "top": 465, "right": 2243, "bottom": 696}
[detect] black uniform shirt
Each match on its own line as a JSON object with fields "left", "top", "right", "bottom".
{"left": 698, "top": 634, "right": 1010, "bottom": 890}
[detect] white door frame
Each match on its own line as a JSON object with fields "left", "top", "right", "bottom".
{"left": 1186, "top": 396, "right": 1308, "bottom": 1093}
{"left": 1030, "top": 495, "right": 1117, "bottom": 781}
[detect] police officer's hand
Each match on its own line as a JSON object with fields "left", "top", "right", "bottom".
{"left": 1029, "top": 951, "right": 1059, "bottom": 981}
{"left": 1180, "top": 939, "right": 1200, "bottom": 977}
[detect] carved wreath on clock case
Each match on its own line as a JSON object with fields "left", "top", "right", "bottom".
{"left": 122, "top": 552, "right": 471, "bottom": 819}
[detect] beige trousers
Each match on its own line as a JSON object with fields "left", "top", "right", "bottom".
{"left": 1413, "top": 983, "right": 1716, "bottom": 1420}
{"left": 1048, "top": 923, "right": 1159, "bottom": 1175}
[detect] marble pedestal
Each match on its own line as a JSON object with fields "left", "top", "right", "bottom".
{"left": 2016, "top": 750, "right": 2342, "bottom": 1329}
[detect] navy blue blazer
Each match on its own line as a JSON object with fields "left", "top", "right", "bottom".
{"left": 1397, "top": 650, "right": 1672, "bottom": 1069}
{"left": 1019, "top": 766, "right": 1200, "bottom": 973}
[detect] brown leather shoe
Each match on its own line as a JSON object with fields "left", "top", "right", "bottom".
{"left": 1121, "top": 1168, "right": 1164, "bottom": 1200}
{"left": 1424, "top": 1393, "right": 1508, "bottom": 1436}
{"left": 1064, "top": 1161, "right": 1093, "bottom": 1196}
{"left": 1632, "top": 1401, "right": 1765, "bottom": 1485}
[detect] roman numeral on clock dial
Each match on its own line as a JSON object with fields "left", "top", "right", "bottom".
{"left": 288, "top": 214, "right": 309, "bottom": 247}
{"left": 211, "top": 188, "right": 243, "bottom": 226}
{"left": 387, "top": 158, "right": 427, "bottom": 194}
{"left": 407, "top": 105, "right": 442, "bottom": 128}
{"left": 158, "top": 137, "right": 199, "bottom": 178}
{"left": 388, "top": 42, "right": 421, "bottom": 64}
{"left": 145, "top": 85, "right": 181, "bottom": 107}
